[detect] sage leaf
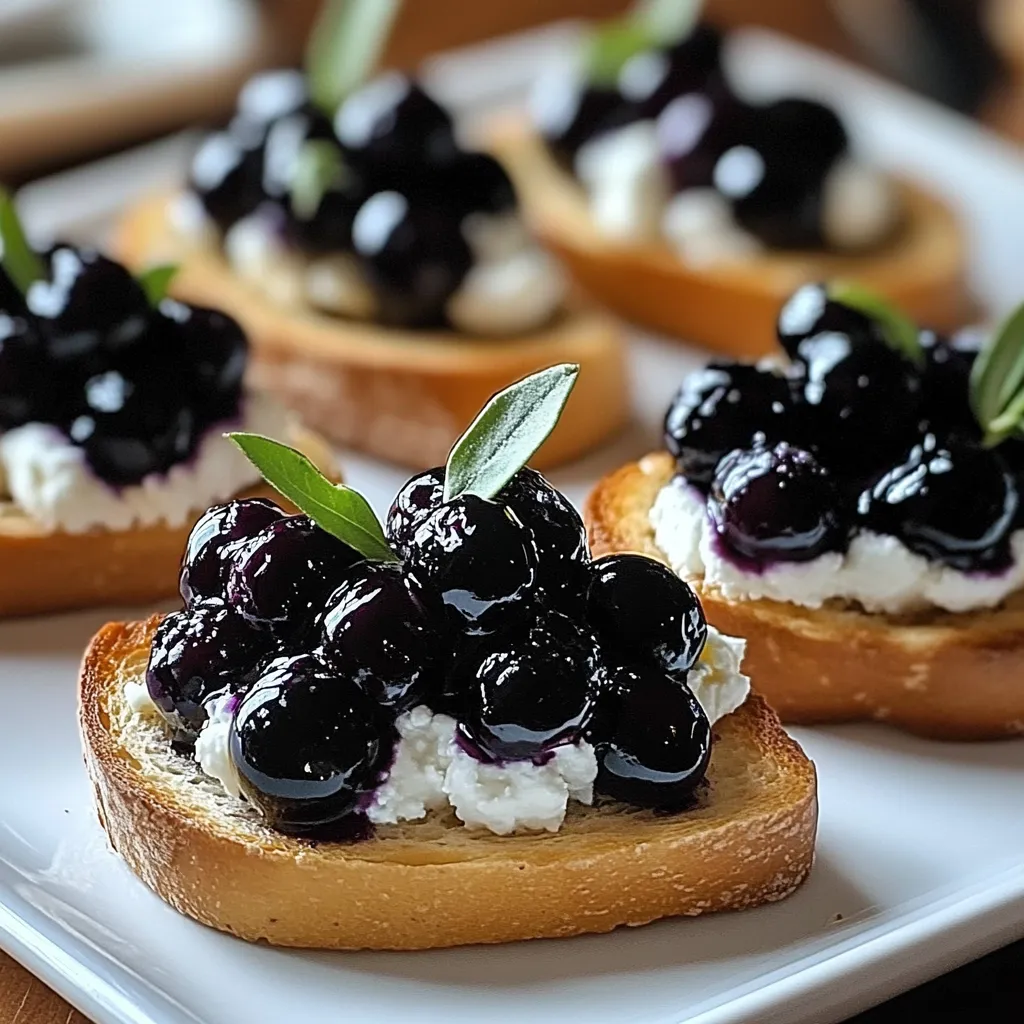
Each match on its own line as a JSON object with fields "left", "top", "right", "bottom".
{"left": 635, "top": 0, "right": 704, "bottom": 46}
{"left": 290, "top": 140, "right": 349, "bottom": 221}
{"left": 443, "top": 364, "right": 580, "bottom": 503}
{"left": 828, "top": 281, "right": 924, "bottom": 368}
{"left": 583, "top": 17, "right": 655, "bottom": 87}
{"left": 229, "top": 433, "right": 398, "bottom": 562}
{"left": 969, "top": 302, "right": 1024, "bottom": 446}
{"left": 137, "top": 263, "right": 179, "bottom": 306}
{"left": 0, "top": 187, "right": 45, "bottom": 294}
{"left": 306, "top": 0, "right": 403, "bottom": 113}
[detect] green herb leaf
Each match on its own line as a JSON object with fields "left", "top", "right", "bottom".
{"left": 290, "top": 140, "right": 349, "bottom": 221}
{"left": 229, "top": 433, "right": 398, "bottom": 562}
{"left": 969, "top": 302, "right": 1024, "bottom": 447}
{"left": 305, "top": 0, "right": 403, "bottom": 113}
{"left": 443, "top": 364, "right": 580, "bottom": 503}
{"left": 634, "top": 0, "right": 704, "bottom": 46}
{"left": 827, "top": 281, "right": 924, "bottom": 368}
{"left": 136, "top": 263, "right": 179, "bottom": 306}
{"left": 583, "top": 17, "right": 655, "bottom": 87}
{"left": 0, "top": 187, "right": 45, "bottom": 295}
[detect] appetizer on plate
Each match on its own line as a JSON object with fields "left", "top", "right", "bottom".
{"left": 116, "top": 1, "right": 627, "bottom": 469}
{"left": 0, "top": 191, "right": 332, "bottom": 618}
{"left": 589, "top": 283, "right": 1024, "bottom": 739}
{"left": 492, "top": 3, "right": 969, "bottom": 357}
{"left": 80, "top": 366, "right": 817, "bottom": 950}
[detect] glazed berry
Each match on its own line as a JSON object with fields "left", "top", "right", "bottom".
{"left": 146, "top": 600, "right": 275, "bottom": 736}
{"left": 260, "top": 108, "right": 337, "bottom": 200}
{"left": 858, "top": 434, "right": 1018, "bottom": 572}
{"left": 716, "top": 100, "right": 847, "bottom": 248}
{"left": 334, "top": 73, "right": 458, "bottom": 182}
{"left": 709, "top": 442, "right": 846, "bottom": 565}
{"left": 190, "top": 130, "right": 266, "bottom": 232}
{"left": 159, "top": 300, "right": 247, "bottom": 421}
{"left": 385, "top": 466, "right": 444, "bottom": 558}
{"left": 317, "top": 562, "right": 447, "bottom": 712}
{"left": 228, "top": 515, "right": 361, "bottom": 635}
{"left": 456, "top": 611, "right": 601, "bottom": 761}
{"left": 288, "top": 177, "right": 367, "bottom": 254}
{"left": 0, "top": 266, "right": 24, "bottom": 315}
{"left": 27, "top": 246, "right": 149, "bottom": 362}
{"left": 776, "top": 282, "right": 881, "bottom": 361}
{"left": 234, "top": 69, "right": 307, "bottom": 127}
{"left": 352, "top": 191, "right": 473, "bottom": 328}
{"left": 405, "top": 494, "right": 538, "bottom": 636}
{"left": 0, "top": 315, "right": 52, "bottom": 427}
{"left": 920, "top": 327, "right": 984, "bottom": 440}
{"left": 587, "top": 554, "right": 707, "bottom": 677}
{"left": 594, "top": 663, "right": 711, "bottom": 809}
{"left": 230, "top": 653, "right": 389, "bottom": 834}
{"left": 498, "top": 467, "right": 590, "bottom": 611}
{"left": 179, "top": 497, "right": 285, "bottom": 605}
{"left": 442, "top": 152, "right": 517, "bottom": 218}
{"left": 792, "top": 309, "right": 922, "bottom": 473}
{"left": 664, "top": 363, "right": 793, "bottom": 488}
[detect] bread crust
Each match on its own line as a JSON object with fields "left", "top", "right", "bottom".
{"left": 587, "top": 452, "right": 1024, "bottom": 740}
{"left": 79, "top": 616, "right": 817, "bottom": 950}
{"left": 114, "top": 197, "right": 629, "bottom": 470}
{"left": 0, "top": 424, "right": 335, "bottom": 619}
{"left": 491, "top": 119, "right": 972, "bottom": 359}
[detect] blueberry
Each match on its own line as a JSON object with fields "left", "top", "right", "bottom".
{"left": 179, "top": 497, "right": 285, "bottom": 605}
{"left": 230, "top": 653, "right": 390, "bottom": 834}
{"left": 227, "top": 515, "right": 361, "bottom": 636}
{"left": 159, "top": 300, "right": 248, "bottom": 421}
{"left": 920, "top": 327, "right": 984, "bottom": 440}
{"left": 859, "top": 434, "right": 1018, "bottom": 572}
{"left": 334, "top": 73, "right": 458, "bottom": 183}
{"left": 0, "top": 314, "right": 54, "bottom": 427}
{"left": 287, "top": 175, "right": 367, "bottom": 254}
{"left": 190, "top": 130, "right": 267, "bottom": 232}
{"left": 708, "top": 442, "right": 847, "bottom": 565}
{"left": 260, "top": 108, "right": 337, "bottom": 201}
{"left": 352, "top": 191, "right": 472, "bottom": 328}
{"left": 594, "top": 662, "right": 711, "bottom": 809}
{"left": 776, "top": 282, "right": 879, "bottom": 361}
{"left": 405, "top": 494, "right": 538, "bottom": 636}
{"left": 664, "top": 363, "right": 794, "bottom": 488}
{"left": 235, "top": 69, "right": 308, "bottom": 127}
{"left": 385, "top": 466, "right": 444, "bottom": 559}
{"left": 0, "top": 266, "right": 25, "bottom": 315}
{"left": 27, "top": 247, "right": 150, "bottom": 365}
{"left": 498, "top": 467, "right": 590, "bottom": 612}
{"left": 440, "top": 152, "right": 517, "bottom": 218}
{"left": 317, "top": 562, "right": 447, "bottom": 712}
{"left": 455, "top": 611, "right": 601, "bottom": 761}
{"left": 587, "top": 554, "right": 706, "bottom": 676}
{"left": 146, "top": 600, "right": 276, "bottom": 736}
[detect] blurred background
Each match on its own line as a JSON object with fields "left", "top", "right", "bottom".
{"left": 2, "top": 0, "right": 1023, "bottom": 185}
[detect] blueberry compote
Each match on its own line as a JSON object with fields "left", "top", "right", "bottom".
{"left": 0, "top": 246, "right": 249, "bottom": 487}
{"left": 190, "top": 68, "right": 527, "bottom": 330}
{"left": 663, "top": 284, "right": 1020, "bottom": 581}
{"left": 147, "top": 465, "right": 718, "bottom": 839}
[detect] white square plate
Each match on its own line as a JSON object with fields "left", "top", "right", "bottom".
{"left": 2, "top": 28, "right": 1024, "bottom": 1024}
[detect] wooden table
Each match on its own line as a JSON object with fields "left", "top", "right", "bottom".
{"left": 2, "top": 938, "right": 1020, "bottom": 1022}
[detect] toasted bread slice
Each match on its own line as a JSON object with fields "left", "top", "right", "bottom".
{"left": 80, "top": 615, "right": 817, "bottom": 950}
{"left": 0, "top": 424, "right": 335, "bottom": 619}
{"left": 115, "top": 196, "right": 629, "bottom": 470}
{"left": 587, "top": 452, "right": 1024, "bottom": 740}
{"left": 491, "top": 119, "right": 972, "bottom": 359}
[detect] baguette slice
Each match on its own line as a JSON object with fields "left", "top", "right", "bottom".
{"left": 80, "top": 616, "right": 817, "bottom": 951}
{"left": 115, "top": 196, "right": 629, "bottom": 470}
{"left": 491, "top": 119, "right": 972, "bottom": 359}
{"left": 587, "top": 452, "right": 1024, "bottom": 740}
{"left": 0, "top": 424, "right": 335, "bottom": 619}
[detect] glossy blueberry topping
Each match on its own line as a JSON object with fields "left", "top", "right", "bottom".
{"left": 384, "top": 466, "right": 445, "bottom": 559}
{"left": 0, "top": 266, "right": 25, "bottom": 315}
{"left": 709, "top": 442, "right": 847, "bottom": 566}
{"left": 235, "top": 69, "right": 308, "bottom": 129}
{"left": 190, "top": 130, "right": 267, "bottom": 233}
{"left": 594, "top": 663, "right": 711, "bottom": 809}
{"left": 351, "top": 191, "right": 473, "bottom": 328}
{"left": 334, "top": 73, "right": 458, "bottom": 182}
{"left": 179, "top": 497, "right": 285, "bottom": 605}
{"left": 230, "top": 653, "right": 390, "bottom": 834}
{"left": 664, "top": 363, "right": 793, "bottom": 488}
{"left": 532, "top": 67, "right": 633, "bottom": 162}
{"left": 405, "top": 494, "right": 538, "bottom": 636}
{"left": 455, "top": 611, "right": 601, "bottom": 761}
{"left": 317, "top": 562, "right": 447, "bottom": 712}
{"left": 287, "top": 174, "right": 367, "bottom": 255}
{"left": 859, "top": 434, "right": 1018, "bottom": 572}
{"left": 920, "top": 327, "right": 984, "bottom": 440}
{"left": 587, "top": 554, "right": 707, "bottom": 677}
{"left": 0, "top": 315, "right": 56, "bottom": 427}
{"left": 146, "top": 600, "right": 276, "bottom": 736}
{"left": 228, "top": 515, "right": 361, "bottom": 635}
{"left": 442, "top": 152, "right": 518, "bottom": 218}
